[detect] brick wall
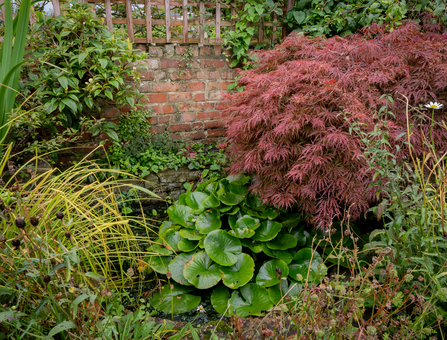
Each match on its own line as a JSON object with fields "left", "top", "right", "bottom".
{"left": 105, "top": 44, "right": 236, "bottom": 143}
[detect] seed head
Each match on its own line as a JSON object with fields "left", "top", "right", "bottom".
{"left": 43, "top": 275, "right": 51, "bottom": 284}
{"left": 30, "top": 217, "right": 39, "bottom": 226}
{"left": 56, "top": 212, "right": 64, "bottom": 220}
{"left": 15, "top": 217, "right": 26, "bottom": 229}
{"left": 11, "top": 239, "right": 20, "bottom": 248}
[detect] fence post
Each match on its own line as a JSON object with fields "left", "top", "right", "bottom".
{"left": 104, "top": 0, "right": 113, "bottom": 32}
{"left": 182, "top": 0, "right": 188, "bottom": 43}
{"left": 52, "top": 0, "right": 60, "bottom": 17}
{"left": 215, "top": 2, "right": 220, "bottom": 44}
{"left": 199, "top": 1, "right": 204, "bottom": 44}
{"left": 165, "top": 0, "right": 171, "bottom": 43}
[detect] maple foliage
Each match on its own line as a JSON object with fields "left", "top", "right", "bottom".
{"left": 222, "top": 22, "right": 447, "bottom": 229}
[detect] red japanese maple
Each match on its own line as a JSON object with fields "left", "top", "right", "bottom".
{"left": 222, "top": 22, "right": 447, "bottom": 229}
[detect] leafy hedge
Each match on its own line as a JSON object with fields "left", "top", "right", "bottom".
{"left": 222, "top": 22, "right": 447, "bottom": 229}
{"left": 147, "top": 175, "right": 326, "bottom": 316}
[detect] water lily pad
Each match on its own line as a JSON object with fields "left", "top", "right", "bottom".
{"left": 204, "top": 230, "right": 242, "bottom": 266}
{"left": 256, "top": 259, "right": 289, "bottom": 287}
{"left": 288, "top": 248, "right": 324, "bottom": 283}
{"left": 179, "top": 228, "right": 203, "bottom": 240}
{"left": 217, "top": 187, "right": 244, "bottom": 206}
{"left": 219, "top": 253, "right": 255, "bottom": 289}
{"left": 164, "top": 229, "right": 182, "bottom": 251}
{"left": 228, "top": 283, "right": 273, "bottom": 317}
{"left": 211, "top": 286, "right": 231, "bottom": 314}
{"left": 168, "top": 205, "right": 195, "bottom": 228}
{"left": 149, "top": 284, "right": 201, "bottom": 314}
{"left": 185, "top": 192, "right": 209, "bottom": 210}
{"left": 183, "top": 251, "right": 221, "bottom": 289}
{"left": 178, "top": 238, "right": 199, "bottom": 252}
{"left": 196, "top": 210, "right": 221, "bottom": 234}
{"left": 149, "top": 256, "right": 173, "bottom": 274}
{"left": 266, "top": 234, "right": 297, "bottom": 250}
{"left": 268, "top": 279, "right": 301, "bottom": 305}
{"left": 168, "top": 253, "right": 195, "bottom": 286}
{"left": 252, "top": 221, "right": 283, "bottom": 241}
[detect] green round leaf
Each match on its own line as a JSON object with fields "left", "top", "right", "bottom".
{"left": 167, "top": 205, "right": 196, "bottom": 228}
{"left": 288, "top": 248, "right": 323, "bottom": 283}
{"left": 211, "top": 285, "right": 231, "bottom": 314}
{"left": 179, "top": 228, "right": 203, "bottom": 240}
{"left": 149, "top": 284, "right": 201, "bottom": 314}
{"left": 168, "top": 252, "right": 195, "bottom": 286}
{"left": 159, "top": 221, "right": 180, "bottom": 239}
{"left": 150, "top": 238, "right": 173, "bottom": 255}
{"left": 217, "top": 187, "right": 244, "bottom": 206}
{"left": 178, "top": 238, "right": 199, "bottom": 252}
{"left": 234, "top": 215, "right": 260, "bottom": 230}
{"left": 196, "top": 210, "right": 222, "bottom": 234}
{"left": 204, "top": 230, "right": 242, "bottom": 266}
{"left": 268, "top": 279, "right": 301, "bottom": 305}
{"left": 228, "top": 228, "right": 255, "bottom": 239}
{"left": 266, "top": 234, "right": 297, "bottom": 250}
{"left": 185, "top": 192, "right": 209, "bottom": 210}
{"left": 252, "top": 221, "right": 283, "bottom": 241}
{"left": 183, "top": 251, "right": 221, "bottom": 289}
{"left": 256, "top": 259, "right": 289, "bottom": 287}
{"left": 228, "top": 283, "right": 273, "bottom": 317}
{"left": 220, "top": 253, "right": 255, "bottom": 289}
{"left": 164, "top": 229, "right": 182, "bottom": 252}
{"left": 149, "top": 256, "right": 174, "bottom": 274}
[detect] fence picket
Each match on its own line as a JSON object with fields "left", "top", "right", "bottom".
{"left": 125, "top": 0, "right": 134, "bottom": 41}
{"left": 215, "top": 2, "right": 220, "bottom": 43}
{"left": 105, "top": 0, "right": 113, "bottom": 31}
{"left": 145, "top": 0, "right": 153, "bottom": 43}
{"left": 199, "top": 1, "right": 204, "bottom": 44}
{"left": 52, "top": 0, "right": 61, "bottom": 16}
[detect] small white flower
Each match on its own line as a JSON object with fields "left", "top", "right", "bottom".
{"left": 89, "top": 78, "right": 93, "bottom": 83}
{"left": 425, "top": 102, "right": 443, "bottom": 109}
{"left": 197, "top": 305, "right": 205, "bottom": 313}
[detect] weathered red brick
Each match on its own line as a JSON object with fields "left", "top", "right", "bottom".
{"left": 184, "top": 131, "right": 206, "bottom": 140}
{"left": 176, "top": 46, "right": 199, "bottom": 56}
{"left": 158, "top": 115, "right": 171, "bottom": 124}
{"left": 104, "top": 107, "right": 119, "bottom": 118}
{"left": 200, "top": 47, "right": 212, "bottom": 56}
{"left": 206, "top": 82, "right": 219, "bottom": 91}
{"left": 169, "top": 124, "right": 191, "bottom": 132}
{"left": 150, "top": 125, "right": 165, "bottom": 133}
{"left": 141, "top": 71, "right": 154, "bottom": 80}
{"left": 153, "top": 83, "right": 179, "bottom": 92}
{"left": 181, "top": 113, "right": 196, "bottom": 122}
{"left": 170, "top": 134, "right": 182, "bottom": 140}
{"left": 205, "top": 120, "right": 223, "bottom": 129}
{"left": 202, "top": 59, "right": 225, "bottom": 68}
{"left": 208, "top": 92, "right": 224, "bottom": 101}
{"left": 154, "top": 71, "right": 167, "bottom": 81}
{"left": 137, "top": 44, "right": 147, "bottom": 52}
{"left": 194, "top": 93, "right": 205, "bottom": 102}
{"left": 148, "top": 116, "right": 158, "bottom": 124}
{"left": 178, "top": 103, "right": 191, "bottom": 112}
{"left": 161, "top": 59, "right": 185, "bottom": 68}
{"left": 153, "top": 104, "right": 175, "bottom": 114}
{"left": 196, "top": 71, "right": 220, "bottom": 79}
{"left": 180, "top": 82, "right": 205, "bottom": 92}
{"left": 120, "top": 106, "right": 131, "bottom": 113}
{"left": 197, "top": 111, "right": 219, "bottom": 120}
{"left": 143, "top": 59, "right": 159, "bottom": 69}
{"left": 146, "top": 93, "right": 167, "bottom": 103}
{"left": 171, "top": 70, "right": 195, "bottom": 80}
{"left": 214, "top": 45, "right": 222, "bottom": 56}
{"left": 149, "top": 47, "right": 163, "bottom": 57}
{"left": 207, "top": 129, "right": 226, "bottom": 137}
{"left": 192, "top": 122, "right": 203, "bottom": 129}
{"left": 169, "top": 92, "right": 192, "bottom": 102}
{"left": 221, "top": 71, "right": 235, "bottom": 80}
{"left": 220, "top": 81, "right": 235, "bottom": 90}
{"left": 193, "top": 102, "right": 215, "bottom": 111}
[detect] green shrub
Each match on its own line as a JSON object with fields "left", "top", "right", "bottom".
{"left": 148, "top": 174, "right": 327, "bottom": 317}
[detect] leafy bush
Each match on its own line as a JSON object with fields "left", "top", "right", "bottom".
{"left": 108, "top": 131, "right": 228, "bottom": 177}
{"left": 11, "top": 2, "right": 146, "bottom": 158}
{"left": 222, "top": 22, "right": 447, "bottom": 228}
{"left": 148, "top": 174, "right": 327, "bottom": 316}
{"left": 284, "top": 0, "right": 446, "bottom": 37}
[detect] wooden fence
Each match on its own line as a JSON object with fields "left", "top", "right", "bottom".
{"left": 49, "top": 0, "right": 295, "bottom": 44}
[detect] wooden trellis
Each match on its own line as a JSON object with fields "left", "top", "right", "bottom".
{"left": 51, "top": 0, "right": 294, "bottom": 44}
